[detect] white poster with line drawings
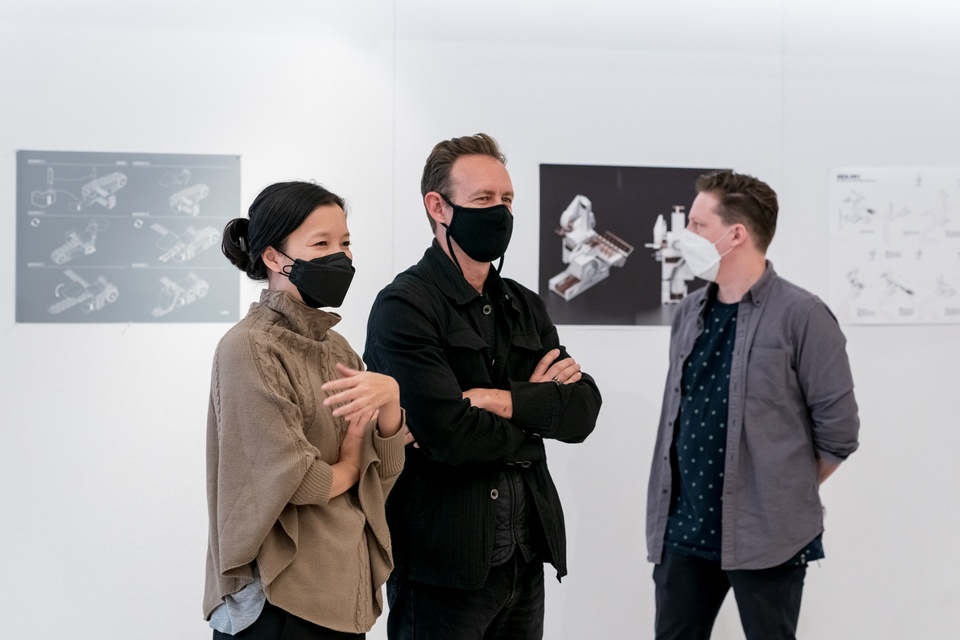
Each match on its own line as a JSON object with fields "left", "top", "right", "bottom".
{"left": 16, "top": 150, "right": 241, "bottom": 323}
{"left": 828, "top": 167, "right": 960, "bottom": 325}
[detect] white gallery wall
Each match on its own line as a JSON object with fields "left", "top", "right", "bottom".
{"left": 1, "top": 1, "right": 958, "bottom": 638}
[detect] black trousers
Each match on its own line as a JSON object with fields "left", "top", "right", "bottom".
{"left": 213, "top": 600, "right": 364, "bottom": 640}
{"left": 653, "top": 550, "right": 807, "bottom": 640}
{"left": 386, "top": 552, "right": 545, "bottom": 640}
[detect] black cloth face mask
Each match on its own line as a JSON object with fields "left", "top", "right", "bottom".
{"left": 440, "top": 196, "right": 514, "bottom": 272}
{"left": 277, "top": 250, "right": 355, "bottom": 308}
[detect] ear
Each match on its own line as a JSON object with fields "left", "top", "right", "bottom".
{"left": 261, "top": 245, "right": 285, "bottom": 275}
{"left": 730, "top": 223, "right": 748, "bottom": 246}
{"left": 732, "top": 223, "right": 762, "bottom": 253}
{"left": 424, "top": 192, "right": 449, "bottom": 228}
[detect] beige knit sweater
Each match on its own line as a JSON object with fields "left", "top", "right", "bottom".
{"left": 203, "top": 289, "right": 405, "bottom": 633}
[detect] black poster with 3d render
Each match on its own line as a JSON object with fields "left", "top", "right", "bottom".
{"left": 16, "top": 150, "right": 241, "bottom": 323}
{"left": 539, "top": 164, "right": 723, "bottom": 326}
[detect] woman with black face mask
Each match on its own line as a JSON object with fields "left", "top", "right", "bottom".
{"left": 204, "top": 181, "right": 411, "bottom": 640}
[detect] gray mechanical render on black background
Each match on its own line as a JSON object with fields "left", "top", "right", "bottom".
{"left": 16, "top": 150, "right": 240, "bottom": 323}
{"left": 645, "top": 205, "right": 695, "bottom": 304}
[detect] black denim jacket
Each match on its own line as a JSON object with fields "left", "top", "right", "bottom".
{"left": 364, "top": 241, "right": 602, "bottom": 588}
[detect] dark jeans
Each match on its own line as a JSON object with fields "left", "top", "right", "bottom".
{"left": 386, "top": 552, "right": 545, "bottom": 640}
{"left": 653, "top": 550, "right": 806, "bottom": 640}
{"left": 213, "top": 600, "right": 364, "bottom": 640}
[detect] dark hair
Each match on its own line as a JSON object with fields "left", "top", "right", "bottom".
{"left": 221, "top": 181, "right": 346, "bottom": 280}
{"left": 420, "top": 133, "right": 506, "bottom": 231}
{"left": 695, "top": 170, "right": 778, "bottom": 252}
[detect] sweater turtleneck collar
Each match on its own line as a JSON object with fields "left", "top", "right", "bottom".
{"left": 258, "top": 288, "right": 342, "bottom": 341}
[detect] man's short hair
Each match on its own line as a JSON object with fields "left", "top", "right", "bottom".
{"left": 695, "top": 170, "right": 778, "bottom": 252}
{"left": 420, "top": 133, "right": 506, "bottom": 231}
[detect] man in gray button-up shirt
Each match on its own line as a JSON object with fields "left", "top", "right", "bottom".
{"left": 646, "top": 171, "right": 860, "bottom": 640}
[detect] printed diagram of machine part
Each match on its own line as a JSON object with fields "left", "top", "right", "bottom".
{"left": 838, "top": 188, "right": 952, "bottom": 240}
{"left": 31, "top": 168, "right": 128, "bottom": 211}
{"left": 45, "top": 270, "right": 210, "bottom": 317}
{"left": 35, "top": 166, "right": 217, "bottom": 317}
{"left": 151, "top": 223, "right": 219, "bottom": 263}
{"left": 844, "top": 268, "right": 952, "bottom": 301}
{"left": 30, "top": 166, "right": 210, "bottom": 216}
{"left": 169, "top": 184, "right": 210, "bottom": 216}
{"left": 645, "top": 205, "right": 695, "bottom": 304}
{"left": 151, "top": 272, "right": 209, "bottom": 317}
{"left": 838, "top": 188, "right": 957, "bottom": 302}
{"left": 48, "top": 269, "right": 119, "bottom": 315}
{"left": 158, "top": 168, "right": 211, "bottom": 216}
{"left": 548, "top": 195, "right": 635, "bottom": 301}
{"left": 50, "top": 218, "right": 109, "bottom": 265}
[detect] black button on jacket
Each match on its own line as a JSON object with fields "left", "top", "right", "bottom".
{"left": 364, "top": 241, "right": 602, "bottom": 588}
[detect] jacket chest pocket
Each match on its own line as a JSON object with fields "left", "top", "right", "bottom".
{"left": 506, "top": 330, "right": 545, "bottom": 377}
{"left": 443, "top": 328, "right": 491, "bottom": 387}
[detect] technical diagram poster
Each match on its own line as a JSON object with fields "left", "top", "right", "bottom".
{"left": 539, "top": 164, "right": 720, "bottom": 326}
{"left": 828, "top": 168, "right": 960, "bottom": 325}
{"left": 16, "top": 150, "right": 241, "bottom": 323}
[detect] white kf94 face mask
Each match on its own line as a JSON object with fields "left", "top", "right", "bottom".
{"left": 675, "top": 227, "right": 734, "bottom": 282}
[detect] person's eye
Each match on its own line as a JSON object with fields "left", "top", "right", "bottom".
{"left": 342, "top": 240, "right": 351, "bottom": 247}
{"left": 315, "top": 241, "right": 328, "bottom": 247}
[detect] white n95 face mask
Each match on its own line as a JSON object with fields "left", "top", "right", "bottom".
{"left": 675, "top": 228, "right": 733, "bottom": 282}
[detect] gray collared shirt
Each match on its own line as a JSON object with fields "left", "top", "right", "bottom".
{"left": 646, "top": 262, "right": 860, "bottom": 570}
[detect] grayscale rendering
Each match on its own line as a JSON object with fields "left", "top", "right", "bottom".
{"left": 16, "top": 150, "right": 240, "bottom": 323}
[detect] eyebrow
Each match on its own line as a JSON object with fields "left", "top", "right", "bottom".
{"left": 305, "top": 230, "right": 350, "bottom": 240}
{"left": 468, "top": 188, "right": 514, "bottom": 199}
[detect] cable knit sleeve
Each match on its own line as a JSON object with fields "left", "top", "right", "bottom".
{"left": 210, "top": 326, "right": 329, "bottom": 578}
{"left": 373, "top": 408, "right": 407, "bottom": 487}
{"left": 334, "top": 332, "right": 407, "bottom": 487}
{"left": 289, "top": 460, "right": 335, "bottom": 505}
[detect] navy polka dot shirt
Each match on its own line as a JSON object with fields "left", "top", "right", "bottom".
{"left": 665, "top": 298, "right": 738, "bottom": 559}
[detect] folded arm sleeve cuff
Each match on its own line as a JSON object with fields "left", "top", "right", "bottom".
{"left": 373, "top": 409, "right": 407, "bottom": 479}
{"left": 289, "top": 459, "right": 334, "bottom": 505}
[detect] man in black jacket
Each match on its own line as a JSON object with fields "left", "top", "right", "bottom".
{"left": 364, "top": 133, "right": 602, "bottom": 640}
